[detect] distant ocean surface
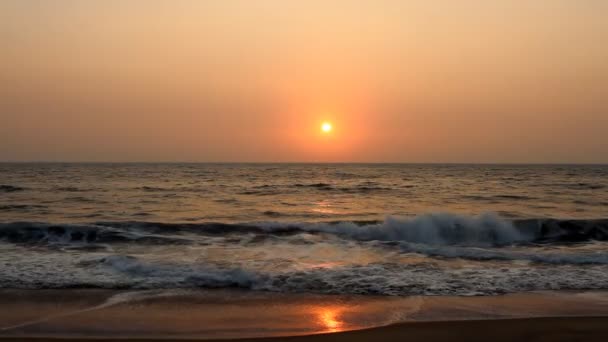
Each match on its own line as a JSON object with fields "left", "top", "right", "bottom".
{"left": 1, "top": 163, "right": 608, "bottom": 296}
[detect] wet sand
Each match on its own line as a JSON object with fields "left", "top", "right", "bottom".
{"left": 1, "top": 289, "right": 608, "bottom": 341}
{"left": 2, "top": 317, "right": 608, "bottom": 342}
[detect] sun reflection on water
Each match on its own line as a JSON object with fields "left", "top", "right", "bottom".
{"left": 315, "top": 307, "right": 345, "bottom": 333}
{"left": 311, "top": 200, "right": 336, "bottom": 215}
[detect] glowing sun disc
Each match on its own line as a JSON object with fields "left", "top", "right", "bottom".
{"left": 321, "top": 122, "right": 333, "bottom": 133}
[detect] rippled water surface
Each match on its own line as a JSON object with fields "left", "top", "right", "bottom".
{"left": 1, "top": 163, "right": 607, "bottom": 222}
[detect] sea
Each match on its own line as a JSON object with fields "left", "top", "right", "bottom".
{"left": 1, "top": 163, "right": 608, "bottom": 296}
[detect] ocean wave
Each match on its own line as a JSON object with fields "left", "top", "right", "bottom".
{"left": 54, "top": 186, "right": 86, "bottom": 192}
{"left": 293, "top": 183, "right": 333, "bottom": 189}
{"left": 257, "top": 214, "right": 608, "bottom": 246}
{"left": 298, "top": 213, "right": 526, "bottom": 247}
{"left": 138, "top": 186, "right": 175, "bottom": 192}
{"left": 240, "top": 182, "right": 393, "bottom": 194}
{"left": 399, "top": 243, "right": 608, "bottom": 265}
{"left": 564, "top": 183, "right": 606, "bottom": 190}
{"left": 0, "top": 222, "right": 189, "bottom": 245}
{"left": 94, "top": 255, "right": 260, "bottom": 288}
{"left": 0, "top": 185, "right": 25, "bottom": 192}
{"left": 0, "top": 204, "right": 47, "bottom": 212}
{"left": 1, "top": 213, "right": 608, "bottom": 247}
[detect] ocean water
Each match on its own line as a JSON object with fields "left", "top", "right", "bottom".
{"left": 1, "top": 163, "right": 608, "bottom": 296}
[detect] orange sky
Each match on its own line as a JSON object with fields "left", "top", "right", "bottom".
{"left": 1, "top": 1, "right": 607, "bottom": 162}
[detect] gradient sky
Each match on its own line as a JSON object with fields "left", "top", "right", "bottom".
{"left": 1, "top": 0, "right": 607, "bottom": 163}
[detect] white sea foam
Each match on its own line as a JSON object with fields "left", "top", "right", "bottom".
{"left": 99, "top": 255, "right": 261, "bottom": 288}
{"left": 95, "top": 255, "right": 608, "bottom": 296}
{"left": 305, "top": 213, "right": 528, "bottom": 246}
{"left": 2, "top": 244, "right": 608, "bottom": 296}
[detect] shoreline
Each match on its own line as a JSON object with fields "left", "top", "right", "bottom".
{"left": 2, "top": 316, "right": 608, "bottom": 342}
{"left": 1, "top": 289, "right": 608, "bottom": 341}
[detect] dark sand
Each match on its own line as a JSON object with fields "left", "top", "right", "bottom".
{"left": 1, "top": 289, "right": 608, "bottom": 341}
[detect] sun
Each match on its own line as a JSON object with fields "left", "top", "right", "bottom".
{"left": 321, "top": 122, "right": 333, "bottom": 133}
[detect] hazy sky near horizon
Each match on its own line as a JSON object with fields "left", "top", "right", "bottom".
{"left": 1, "top": 1, "right": 607, "bottom": 163}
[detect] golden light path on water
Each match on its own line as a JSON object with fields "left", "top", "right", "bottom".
{"left": 315, "top": 306, "right": 345, "bottom": 333}
{"left": 311, "top": 200, "right": 336, "bottom": 215}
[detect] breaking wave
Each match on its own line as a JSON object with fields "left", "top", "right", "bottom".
{"left": 2, "top": 213, "right": 607, "bottom": 246}
{"left": 2, "top": 213, "right": 608, "bottom": 294}
{"left": 0, "top": 222, "right": 190, "bottom": 245}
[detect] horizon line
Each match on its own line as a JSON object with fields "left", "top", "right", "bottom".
{"left": 1, "top": 161, "right": 607, "bottom": 166}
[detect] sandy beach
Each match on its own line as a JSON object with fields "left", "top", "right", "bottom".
{"left": 2, "top": 317, "right": 608, "bottom": 342}
{"left": 1, "top": 289, "right": 608, "bottom": 341}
